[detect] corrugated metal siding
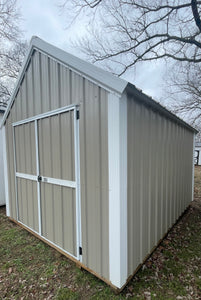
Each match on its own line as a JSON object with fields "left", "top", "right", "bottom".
{"left": 17, "top": 178, "right": 38, "bottom": 232}
{"left": 5, "top": 50, "right": 109, "bottom": 280}
{"left": 40, "top": 183, "right": 77, "bottom": 255}
{"left": 15, "top": 122, "right": 36, "bottom": 175}
{"left": 79, "top": 79, "right": 109, "bottom": 279}
{"left": 127, "top": 96, "right": 194, "bottom": 276}
{"left": 38, "top": 112, "right": 75, "bottom": 181}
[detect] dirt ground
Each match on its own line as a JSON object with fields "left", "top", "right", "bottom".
{"left": 0, "top": 167, "right": 201, "bottom": 299}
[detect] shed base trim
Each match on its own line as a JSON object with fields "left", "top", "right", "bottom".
{"left": 8, "top": 217, "right": 119, "bottom": 291}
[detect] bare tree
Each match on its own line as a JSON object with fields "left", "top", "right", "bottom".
{"left": 0, "top": 0, "right": 21, "bottom": 43}
{"left": 60, "top": 0, "right": 201, "bottom": 75}
{"left": 0, "top": 0, "right": 27, "bottom": 106}
{"left": 162, "top": 61, "right": 201, "bottom": 134}
{"left": 0, "top": 41, "right": 28, "bottom": 105}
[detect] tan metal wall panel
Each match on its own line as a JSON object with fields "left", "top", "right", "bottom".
{"left": 49, "top": 59, "right": 60, "bottom": 110}
{"left": 38, "top": 112, "right": 75, "bottom": 181}
{"left": 79, "top": 79, "right": 109, "bottom": 279}
{"left": 17, "top": 178, "right": 38, "bottom": 232}
{"left": 5, "top": 50, "right": 109, "bottom": 281}
{"left": 33, "top": 51, "right": 42, "bottom": 116}
{"left": 40, "top": 54, "right": 50, "bottom": 112}
{"left": 127, "top": 96, "right": 194, "bottom": 277}
{"left": 60, "top": 66, "right": 71, "bottom": 106}
{"left": 15, "top": 122, "right": 36, "bottom": 175}
{"left": 40, "top": 183, "right": 76, "bottom": 256}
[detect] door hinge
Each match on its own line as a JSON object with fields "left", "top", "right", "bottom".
{"left": 79, "top": 246, "right": 82, "bottom": 255}
{"left": 76, "top": 110, "right": 80, "bottom": 120}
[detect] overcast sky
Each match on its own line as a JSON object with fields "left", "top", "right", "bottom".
{"left": 18, "top": 0, "right": 166, "bottom": 102}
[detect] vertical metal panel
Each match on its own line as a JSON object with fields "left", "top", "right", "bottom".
{"left": 40, "top": 54, "right": 50, "bottom": 112}
{"left": 20, "top": 76, "right": 27, "bottom": 120}
{"left": 26, "top": 58, "right": 35, "bottom": 117}
{"left": 17, "top": 178, "right": 38, "bottom": 232}
{"left": 49, "top": 59, "right": 60, "bottom": 110}
{"left": 15, "top": 122, "right": 36, "bottom": 175}
{"left": 127, "top": 96, "right": 194, "bottom": 277}
{"left": 38, "top": 112, "right": 75, "bottom": 181}
{"left": 33, "top": 51, "right": 42, "bottom": 116}
{"left": 5, "top": 50, "right": 109, "bottom": 281}
{"left": 40, "top": 183, "right": 77, "bottom": 256}
{"left": 80, "top": 79, "right": 109, "bottom": 279}
{"left": 60, "top": 66, "right": 71, "bottom": 106}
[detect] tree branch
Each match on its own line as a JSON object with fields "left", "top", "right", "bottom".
{"left": 191, "top": 0, "right": 201, "bottom": 33}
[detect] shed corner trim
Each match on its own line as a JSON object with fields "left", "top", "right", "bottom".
{"left": 108, "top": 92, "right": 128, "bottom": 288}
{"left": 2, "top": 126, "right": 10, "bottom": 216}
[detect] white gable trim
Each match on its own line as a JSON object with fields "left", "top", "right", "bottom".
{"left": 1, "top": 36, "right": 128, "bottom": 127}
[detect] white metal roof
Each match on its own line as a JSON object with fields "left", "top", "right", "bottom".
{"left": 1, "top": 36, "right": 197, "bottom": 133}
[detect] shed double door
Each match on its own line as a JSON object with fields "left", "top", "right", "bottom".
{"left": 13, "top": 107, "right": 82, "bottom": 261}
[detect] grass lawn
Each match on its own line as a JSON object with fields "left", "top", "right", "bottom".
{"left": 1, "top": 167, "right": 201, "bottom": 299}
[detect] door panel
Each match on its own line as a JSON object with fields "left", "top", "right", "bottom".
{"left": 17, "top": 177, "right": 38, "bottom": 232}
{"left": 15, "top": 122, "right": 36, "bottom": 175}
{"left": 38, "top": 111, "right": 75, "bottom": 181}
{"left": 40, "top": 183, "right": 77, "bottom": 256}
{"left": 37, "top": 109, "right": 78, "bottom": 258}
{"left": 13, "top": 107, "right": 80, "bottom": 260}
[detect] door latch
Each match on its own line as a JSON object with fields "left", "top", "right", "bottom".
{"left": 37, "top": 175, "right": 42, "bottom": 182}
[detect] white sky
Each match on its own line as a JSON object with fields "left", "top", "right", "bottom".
{"left": 18, "top": 0, "right": 166, "bottom": 102}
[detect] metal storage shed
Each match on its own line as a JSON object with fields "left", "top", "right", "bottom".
{"left": 1, "top": 36, "right": 196, "bottom": 290}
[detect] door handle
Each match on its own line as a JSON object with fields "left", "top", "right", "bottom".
{"left": 37, "top": 175, "right": 42, "bottom": 182}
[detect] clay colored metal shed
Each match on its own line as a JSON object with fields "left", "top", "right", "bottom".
{"left": 2, "top": 37, "right": 196, "bottom": 290}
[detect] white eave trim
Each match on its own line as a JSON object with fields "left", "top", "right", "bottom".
{"left": 108, "top": 92, "right": 128, "bottom": 289}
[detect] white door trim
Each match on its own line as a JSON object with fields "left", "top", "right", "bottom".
{"left": 35, "top": 120, "right": 42, "bottom": 235}
{"left": 12, "top": 105, "right": 82, "bottom": 261}
{"left": 74, "top": 108, "right": 82, "bottom": 262}
{"left": 16, "top": 172, "right": 37, "bottom": 181}
{"left": 12, "top": 127, "right": 19, "bottom": 221}
{"left": 40, "top": 176, "right": 76, "bottom": 189}
{"left": 12, "top": 104, "right": 77, "bottom": 127}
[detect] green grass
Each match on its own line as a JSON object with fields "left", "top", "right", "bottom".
{"left": 56, "top": 288, "right": 80, "bottom": 300}
{"left": 1, "top": 167, "right": 201, "bottom": 299}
